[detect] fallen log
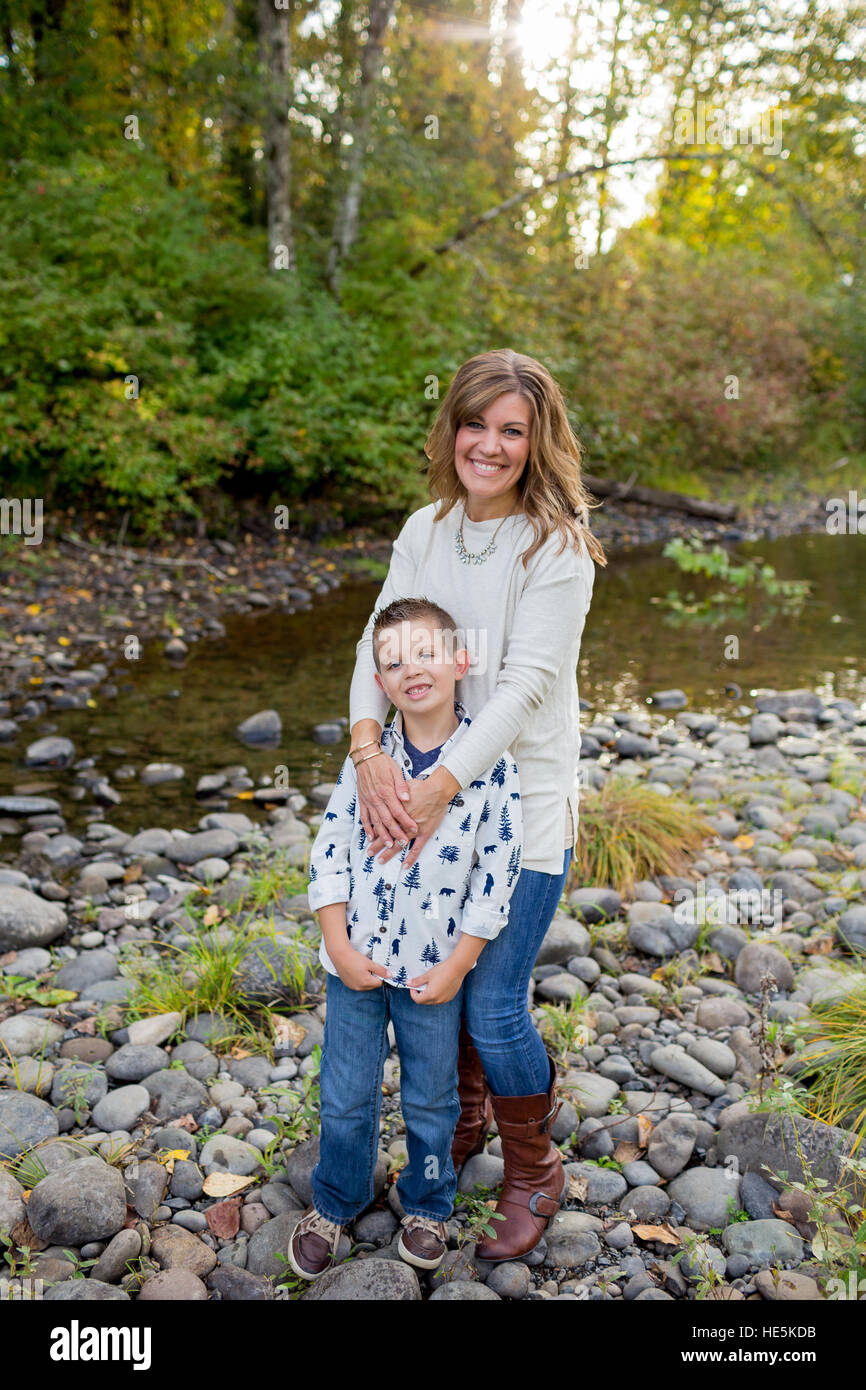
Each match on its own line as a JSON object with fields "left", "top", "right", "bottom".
{"left": 583, "top": 473, "right": 738, "bottom": 522}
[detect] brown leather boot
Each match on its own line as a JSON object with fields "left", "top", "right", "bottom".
{"left": 474, "top": 1056, "right": 565, "bottom": 1263}
{"left": 450, "top": 1023, "right": 493, "bottom": 1174}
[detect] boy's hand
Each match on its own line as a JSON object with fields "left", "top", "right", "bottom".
{"left": 408, "top": 959, "right": 465, "bottom": 1005}
{"left": 332, "top": 947, "right": 391, "bottom": 992}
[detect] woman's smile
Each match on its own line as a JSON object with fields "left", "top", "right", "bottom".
{"left": 454, "top": 391, "right": 532, "bottom": 518}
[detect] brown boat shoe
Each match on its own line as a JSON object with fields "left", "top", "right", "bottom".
{"left": 288, "top": 1205, "right": 343, "bottom": 1280}
{"left": 397, "top": 1214, "right": 448, "bottom": 1270}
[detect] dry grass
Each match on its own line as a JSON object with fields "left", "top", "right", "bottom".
{"left": 571, "top": 775, "right": 714, "bottom": 897}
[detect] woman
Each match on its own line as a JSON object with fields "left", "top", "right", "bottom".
{"left": 347, "top": 348, "right": 607, "bottom": 1261}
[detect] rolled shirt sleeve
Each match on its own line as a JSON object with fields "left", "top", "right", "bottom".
{"left": 307, "top": 755, "right": 358, "bottom": 910}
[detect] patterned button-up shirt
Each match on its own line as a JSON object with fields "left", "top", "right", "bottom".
{"left": 307, "top": 700, "right": 522, "bottom": 987}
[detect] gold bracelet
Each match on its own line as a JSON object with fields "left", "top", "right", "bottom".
{"left": 350, "top": 739, "right": 380, "bottom": 758}
{"left": 353, "top": 748, "right": 384, "bottom": 766}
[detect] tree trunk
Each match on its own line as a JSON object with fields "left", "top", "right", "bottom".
{"left": 327, "top": 0, "right": 396, "bottom": 294}
{"left": 583, "top": 473, "right": 738, "bottom": 521}
{"left": 29, "top": 0, "right": 66, "bottom": 83}
{"left": 258, "top": 0, "right": 296, "bottom": 272}
{"left": 595, "top": 0, "right": 625, "bottom": 257}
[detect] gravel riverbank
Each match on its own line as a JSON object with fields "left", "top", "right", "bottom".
{"left": 0, "top": 495, "right": 863, "bottom": 1304}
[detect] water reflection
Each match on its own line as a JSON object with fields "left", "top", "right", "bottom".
{"left": 0, "top": 532, "right": 863, "bottom": 838}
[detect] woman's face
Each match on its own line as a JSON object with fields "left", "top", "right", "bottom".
{"left": 454, "top": 391, "right": 531, "bottom": 518}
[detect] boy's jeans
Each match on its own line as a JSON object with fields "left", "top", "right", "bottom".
{"left": 311, "top": 973, "right": 463, "bottom": 1225}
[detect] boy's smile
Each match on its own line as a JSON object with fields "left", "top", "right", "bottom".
{"left": 374, "top": 618, "right": 470, "bottom": 750}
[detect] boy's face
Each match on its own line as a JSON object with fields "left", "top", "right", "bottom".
{"left": 374, "top": 618, "right": 470, "bottom": 717}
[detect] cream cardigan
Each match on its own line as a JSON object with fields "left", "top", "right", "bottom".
{"left": 348, "top": 500, "right": 595, "bottom": 874}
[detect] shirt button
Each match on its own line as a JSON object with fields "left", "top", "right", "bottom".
{"left": 453, "top": 796, "right": 464, "bottom": 806}
{"left": 385, "top": 883, "right": 392, "bottom": 890}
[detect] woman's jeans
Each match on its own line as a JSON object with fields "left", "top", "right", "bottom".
{"left": 311, "top": 973, "right": 463, "bottom": 1224}
{"left": 462, "top": 846, "right": 572, "bottom": 1097}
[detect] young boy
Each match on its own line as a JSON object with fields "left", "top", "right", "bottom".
{"left": 291, "top": 596, "right": 522, "bottom": 1279}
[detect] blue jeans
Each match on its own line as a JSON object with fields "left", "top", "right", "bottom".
{"left": 311, "top": 973, "right": 464, "bottom": 1224}
{"left": 462, "top": 847, "right": 572, "bottom": 1097}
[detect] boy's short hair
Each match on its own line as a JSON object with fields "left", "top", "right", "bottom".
{"left": 372, "top": 596, "right": 463, "bottom": 675}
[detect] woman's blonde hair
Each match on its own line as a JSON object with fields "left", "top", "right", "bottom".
{"left": 425, "top": 348, "right": 607, "bottom": 569}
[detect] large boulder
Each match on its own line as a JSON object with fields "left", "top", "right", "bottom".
{"left": 716, "top": 1113, "right": 861, "bottom": 1197}
{"left": 28, "top": 1158, "right": 127, "bottom": 1245}
{"left": 164, "top": 830, "right": 240, "bottom": 865}
{"left": 304, "top": 1256, "right": 421, "bottom": 1301}
{"left": 734, "top": 942, "right": 795, "bottom": 994}
{"left": 0, "top": 1090, "right": 59, "bottom": 1157}
{"left": 835, "top": 906, "right": 866, "bottom": 955}
{"left": 0, "top": 885, "right": 67, "bottom": 950}
{"left": 232, "top": 934, "right": 322, "bottom": 1005}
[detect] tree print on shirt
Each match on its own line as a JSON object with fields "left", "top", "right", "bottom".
{"left": 499, "top": 804, "right": 514, "bottom": 843}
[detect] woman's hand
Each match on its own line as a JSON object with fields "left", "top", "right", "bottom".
{"left": 355, "top": 749, "right": 419, "bottom": 854}
{"left": 366, "top": 764, "right": 459, "bottom": 870}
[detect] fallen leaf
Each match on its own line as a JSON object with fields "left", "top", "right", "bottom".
{"left": 613, "top": 1141, "right": 641, "bottom": 1164}
{"left": 804, "top": 936, "right": 834, "bottom": 956}
{"left": 201, "top": 1172, "right": 257, "bottom": 1198}
{"left": 203, "top": 904, "right": 221, "bottom": 927}
{"left": 205, "top": 1197, "right": 242, "bottom": 1239}
{"left": 631, "top": 1223, "right": 681, "bottom": 1246}
{"left": 702, "top": 952, "right": 726, "bottom": 975}
{"left": 637, "top": 1114, "right": 654, "bottom": 1147}
{"left": 72, "top": 1017, "right": 97, "bottom": 1035}
{"left": 732, "top": 834, "right": 754, "bottom": 849}
{"left": 271, "top": 1016, "right": 306, "bottom": 1048}
{"left": 230, "top": 1045, "right": 252, "bottom": 1059}
{"left": 568, "top": 1175, "right": 589, "bottom": 1202}
{"left": 10, "top": 1218, "right": 46, "bottom": 1251}
{"left": 156, "top": 1148, "right": 194, "bottom": 1174}
{"left": 123, "top": 864, "right": 143, "bottom": 883}
{"left": 171, "top": 1113, "right": 199, "bottom": 1133}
